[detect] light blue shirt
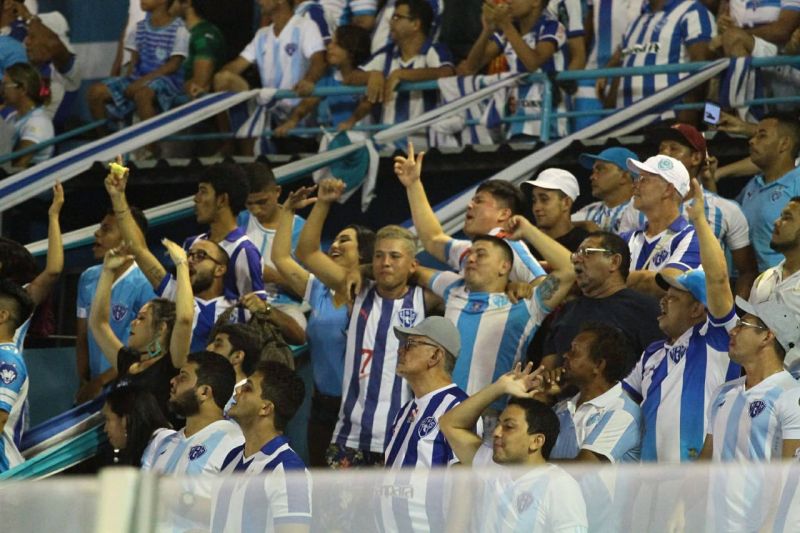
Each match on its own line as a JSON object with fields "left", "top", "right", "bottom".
{"left": 304, "top": 276, "right": 348, "bottom": 396}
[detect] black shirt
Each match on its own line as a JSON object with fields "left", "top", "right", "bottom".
{"left": 531, "top": 226, "right": 590, "bottom": 260}
{"left": 116, "top": 347, "right": 178, "bottom": 419}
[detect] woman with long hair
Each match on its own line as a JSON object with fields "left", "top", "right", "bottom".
{"left": 102, "top": 385, "right": 172, "bottom": 467}
{"left": 2, "top": 62, "right": 54, "bottom": 167}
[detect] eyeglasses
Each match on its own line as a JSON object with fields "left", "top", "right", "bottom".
{"left": 402, "top": 338, "right": 439, "bottom": 351}
{"left": 390, "top": 13, "right": 415, "bottom": 21}
{"left": 187, "top": 249, "right": 223, "bottom": 265}
{"left": 734, "top": 319, "right": 766, "bottom": 331}
{"left": 571, "top": 247, "right": 613, "bottom": 259}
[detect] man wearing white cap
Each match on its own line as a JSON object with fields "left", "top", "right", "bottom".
{"left": 380, "top": 316, "right": 469, "bottom": 532}
{"left": 523, "top": 168, "right": 589, "bottom": 258}
{"left": 623, "top": 154, "right": 701, "bottom": 297}
{"left": 17, "top": 8, "right": 80, "bottom": 120}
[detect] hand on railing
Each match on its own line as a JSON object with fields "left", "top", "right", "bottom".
{"left": 274, "top": 118, "right": 298, "bottom": 137}
{"left": 393, "top": 142, "right": 424, "bottom": 188}
{"left": 366, "top": 71, "right": 385, "bottom": 104}
{"left": 294, "top": 79, "right": 316, "bottom": 97}
{"left": 384, "top": 72, "right": 402, "bottom": 103}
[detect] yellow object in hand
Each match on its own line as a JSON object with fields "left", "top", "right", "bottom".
{"left": 109, "top": 162, "right": 128, "bottom": 178}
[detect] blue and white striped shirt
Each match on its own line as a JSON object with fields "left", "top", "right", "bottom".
{"left": 212, "top": 435, "right": 312, "bottom": 531}
{"left": 586, "top": 0, "right": 643, "bottom": 69}
{"left": 446, "top": 227, "right": 546, "bottom": 284}
{"left": 126, "top": 15, "right": 189, "bottom": 89}
{"left": 623, "top": 309, "right": 741, "bottom": 462}
{"left": 572, "top": 198, "right": 643, "bottom": 235}
{"left": 624, "top": 216, "right": 700, "bottom": 272}
{"left": 320, "top": 0, "right": 378, "bottom": 32}
{"left": 729, "top": 0, "right": 800, "bottom": 28}
{"left": 333, "top": 281, "right": 425, "bottom": 453}
{"left": 0, "top": 343, "right": 28, "bottom": 473}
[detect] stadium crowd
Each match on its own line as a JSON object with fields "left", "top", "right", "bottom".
{"left": 2, "top": 0, "right": 800, "bottom": 532}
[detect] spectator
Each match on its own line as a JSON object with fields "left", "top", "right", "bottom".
{"left": 655, "top": 123, "right": 758, "bottom": 298}
{"left": 572, "top": 147, "right": 643, "bottom": 234}
{"left": 596, "top": 0, "right": 715, "bottom": 124}
{"left": 110, "top": 0, "right": 147, "bottom": 76}
{"left": 87, "top": 0, "right": 189, "bottom": 140}
{"left": 701, "top": 297, "right": 800, "bottom": 531}
{"left": 749, "top": 197, "right": 800, "bottom": 374}
{"left": 20, "top": 10, "right": 81, "bottom": 122}
{"left": 184, "top": 163, "right": 266, "bottom": 301}
{"left": 320, "top": 0, "right": 378, "bottom": 32}
{"left": 169, "top": 0, "right": 226, "bottom": 99}
{"left": 396, "top": 143, "right": 546, "bottom": 284}
{"left": 206, "top": 323, "right": 262, "bottom": 408}
{"left": 104, "top": 161, "right": 243, "bottom": 353}
{"left": 102, "top": 385, "right": 172, "bottom": 467}
{"left": 523, "top": 168, "right": 590, "bottom": 256}
{"left": 75, "top": 207, "right": 156, "bottom": 404}
{"left": 462, "top": 0, "right": 567, "bottom": 139}
{"left": 212, "top": 361, "right": 311, "bottom": 532}
{"left": 356, "top": 0, "right": 455, "bottom": 148}
{"left": 142, "top": 352, "right": 243, "bottom": 530}
{"left": 380, "top": 316, "right": 468, "bottom": 531}
{"left": 274, "top": 24, "right": 372, "bottom": 135}
{"left": 439, "top": 364, "right": 588, "bottom": 531}
{"left": 371, "top": 0, "right": 442, "bottom": 52}
{"left": 294, "top": 179, "right": 434, "bottom": 468}
{"left": 3, "top": 62, "right": 53, "bottom": 167}
{"left": 0, "top": 279, "right": 34, "bottom": 473}
{"left": 272, "top": 185, "right": 375, "bottom": 467}
{"left": 736, "top": 113, "right": 800, "bottom": 272}
{"left": 0, "top": 32, "right": 25, "bottom": 80}
{"left": 88, "top": 241, "right": 193, "bottom": 418}
{"left": 0, "top": 0, "right": 27, "bottom": 42}
{"left": 542, "top": 231, "right": 663, "bottom": 370}
{"left": 716, "top": 0, "right": 800, "bottom": 57}
{"left": 212, "top": 0, "right": 326, "bottom": 154}
{"left": 623, "top": 179, "right": 741, "bottom": 462}
{"left": 623, "top": 155, "right": 701, "bottom": 297}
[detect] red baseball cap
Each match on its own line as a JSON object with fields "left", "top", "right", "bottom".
{"left": 656, "top": 123, "right": 707, "bottom": 154}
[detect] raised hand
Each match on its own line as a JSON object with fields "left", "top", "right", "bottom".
{"left": 505, "top": 280, "right": 533, "bottom": 304}
{"left": 161, "top": 238, "right": 188, "bottom": 266}
{"left": 102, "top": 246, "right": 133, "bottom": 272}
{"left": 104, "top": 155, "right": 129, "bottom": 199}
{"left": 393, "top": 141, "right": 424, "bottom": 187}
{"left": 283, "top": 185, "right": 318, "bottom": 211}
{"left": 496, "top": 362, "right": 547, "bottom": 398}
{"left": 685, "top": 178, "right": 706, "bottom": 224}
{"left": 318, "top": 178, "right": 346, "bottom": 203}
{"left": 504, "top": 214, "right": 533, "bottom": 241}
{"left": 48, "top": 181, "right": 64, "bottom": 217}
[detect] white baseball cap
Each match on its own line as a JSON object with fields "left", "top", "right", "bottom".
{"left": 36, "top": 12, "right": 75, "bottom": 54}
{"left": 523, "top": 168, "right": 580, "bottom": 201}
{"left": 626, "top": 155, "right": 690, "bottom": 197}
{"left": 735, "top": 296, "right": 800, "bottom": 371}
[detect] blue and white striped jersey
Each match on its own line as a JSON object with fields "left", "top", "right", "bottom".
{"left": 0, "top": 343, "right": 28, "bottom": 472}
{"left": 688, "top": 190, "right": 751, "bottom": 253}
{"left": 12, "top": 315, "right": 31, "bottom": 352}
{"left": 333, "top": 281, "right": 425, "bottom": 453}
{"left": 445, "top": 227, "right": 546, "bottom": 284}
{"left": 624, "top": 216, "right": 700, "bottom": 272}
{"left": 572, "top": 198, "right": 643, "bottom": 235}
{"left": 586, "top": 0, "right": 643, "bottom": 69}
{"left": 320, "top": 0, "right": 378, "bottom": 32}
{"left": 429, "top": 271, "right": 549, "bottom": 401}
{"left": 295, "top": 0, "right": 332, "bottom": 43}
{"left": 211, "top": 435, "right": 312, "bottom": 531}
{"left": 380, "top": 383, "right": 468, "bottom": 532}
{"left": 156, "top": 274, "right": 244, "bottom": 353}
{"left": 730, "top": 0, "right": 800, "bottom": 28}
{"left": 551, "top": 383, "right": 642, "bottom": 462}
{"left": 547, "top": 0, "right": 586, "bottom": 39}
{"left": 237, "top": 210, "right": 306, "bottom": 304}
{"left": 125, "top": 15, "right": 189, "bottom": 89}
{"left": 617, "top": 0, "right": 715, "bottom": 107}
{"left": 184, "top": 228, "right": 265, "bottom": 301}
{"left": 623, "top": 309, "right": 741, "bottom": 462}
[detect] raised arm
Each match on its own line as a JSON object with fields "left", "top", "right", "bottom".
{"left": 461, "top": 2, "right": 502, "bottom": 74}
{"left": 294, "top": 179, "right": 351, "bottom": 291}
{"left": 494, "top": 7, "right": 557, "bottom": 73}
{"left": 161, "top": 239, "right": 194, "bottom": 368}
{"left": 504, "top": 215, "right": 575, "bottom": 309}
{"left": 88, "top": 249, "right": 132, "bottom": 369}
{"left": 394, "top": 142, "right": 451, "bottom": 262}
{"left": 26, "top": 182, "right": 64, "bottom": 305}
{"left": 686, "top": 179, "right": 733, "bottom": 318}
{"left": 271, "top": 190, "right": 316, "bottom": 298}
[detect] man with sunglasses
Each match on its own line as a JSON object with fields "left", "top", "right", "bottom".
{"left": 379, "top": 316, "right": 467, "bottom": 531}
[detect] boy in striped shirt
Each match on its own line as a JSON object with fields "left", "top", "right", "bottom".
{"left": 212, "top": 361, "right": 312, "bottom": 532}
{"left": 381, "top": 316, "right": 468, "bottom": 532}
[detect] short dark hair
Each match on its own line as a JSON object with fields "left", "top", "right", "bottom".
{"left": 199, "top": 163, "right": 250, "bottom": 214}
{"left": 188, "top": 0, "right": 213, "bottom": 19}
{"left": 245, "top": 162, "right": 278, "bottom": 194}
{"left": 0, "top": 237, "right": 38, "bottom": 285}
{"left": 105, "top": 385, "right": 171, "bottom": 466}
{"left": 0, "top": 279, "right": 34, "bottom": 330}
{"left": 762, "top": 112, "right": 800, "bottom": 158}
{"left": 472, "top": 234, "right": 514, "bottom": 267}
{"left": 344, "top": 224, "right": 376, "bottom": 264}
{"left": 396, "top": 0, "right": 434, "bottom": 36}
{"left": 106, "top": 205, "right": 149, "bottom": 236}
{"left": 256, "top": 361, "right": 305, "bottom": 431}
{"left": 188, "top": 351, "right": 236, "bottom": 409}
{"left": 214, "top": 323, "right": 262, "bottom": 376}
{"left": 476, "top": 180, "right": 526, "bottom": 216}
{"left": 506, "top": 398, "right": 560, "bottom": 460}
{"left": 334, "top": 24, "right": 372, "bottom": 67}
{"left": 578, "top": 323, "right": 633, "bottom": 383}
{"left": 585, "top": 230, "right": 631, "bottom": 281}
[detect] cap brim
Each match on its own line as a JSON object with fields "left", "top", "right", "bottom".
{"left": 394, "top": 325, "right": 417, "bottom": 342}
{"left": 656, "top": 273, "right": 686, "bottom": 293}
{"left": 578, "top": 153, "right": 600, "bottom": 170}
{"left": 653, "top": 127, "right": 693, "bottom": 149}
{"left": 734, "top": 295, "right": 760, "bottom": 318}
{"left": 626, "top": 158, "right": 650, "bottom": 176}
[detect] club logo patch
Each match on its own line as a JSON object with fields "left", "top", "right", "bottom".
{"left": 397, "top": 308, "right": 418, "bottom": 328}
{"left": 516, "top": 492, "right": 534, "bottom": 513}
{"left": 417, "top": 416, "right": 437, "bottom": 438}
{"left": 667, "top": 345, "right": 687, "bottom": 364}
{"left": 652, "top": 249, "right": 670, "bottom": 266}
{"left": 111, "top": 304, "right": 129, "bottom": 322}
{"left": 285, "top": 43, "right": 298, "bottom": 56}
{"left": 491, "top": 294, "right": 508, "bottom": 307}
{"left": 585, "top": 413, "right": 601, "bottom": 427}
{"left": 469, "top": 300, "right": 487, "bottom": 313}
{"left": 188, "top": 445, "right": 207, "bottom": 461}
{"left": 749, "top": 400, "right": 766, "bottom": 418}
{"left": 771, "top": 190, "right": 784, "bottom": 202}
{"left": 155, "top": 47, "right": 168, "bottom": 61}
{"left": 657, "top": 159, "right": 674, "bottom": 171}
{"left": 0, "top": 363, "right": 18, "bottom": 385}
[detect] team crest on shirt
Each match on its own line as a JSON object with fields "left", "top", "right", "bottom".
{"left": 749, "top": 400, "right": 767, "bottom": 418}
{"left": 285, "top": 43, "right": 298, "bottom": 56}
{"left": 469, "top": 300, "right": 487, "bottom": 313}
{"left": 771, "top": 190, "right": 784, "bottom": 202}
{"left": 417, "top": 416, "right": 437, "bottom": 438}
{"left": 188, "top": 445, "right": 207, "bottom": 460}
{"left": 516, "top": 492, "right": 534, "bottom": 513}
{"left": 667, "top": 345, "right": 687, "bottom": 364}
{"left": 155, "top": 47, "right": 168, "bottom": 61}
{"left": 491, "top": 294, "right": 508, "bottom": 307}
{"left": 397, "top": 308, "right": 418, "bottom": 328}
{"left": 111, "top": 304, "right": 129, "bottom": 322}
{"left": 0, "top": 363, "right": 18, "bottom": 384}
{"left": 585, "top": 413, "right": 601, "bottom": 427}
{"left": 652, "top": 249, "right": 669, "bottom": 267}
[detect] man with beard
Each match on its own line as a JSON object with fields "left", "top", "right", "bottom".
{"left": 143, "top": 351, "right": 243, "bottom": 530}
{"left": 748, "top": 197, "right": 800, "bottom": 375}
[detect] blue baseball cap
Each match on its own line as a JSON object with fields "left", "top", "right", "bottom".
{"left": 656, "top": 269, "right": 707, "bottom": 306}
{"left": 578, "top": 147, "right": 640, "bottom": 173}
